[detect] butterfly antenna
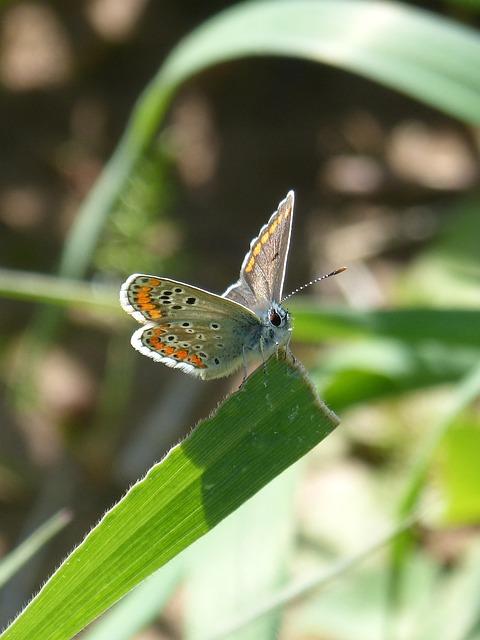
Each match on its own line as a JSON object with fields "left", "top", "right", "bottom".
{"left": 282, "top": 266, "right": 346, "bottom": 302}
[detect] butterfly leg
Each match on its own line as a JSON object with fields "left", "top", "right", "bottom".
{"left": 278, "top": 331, "right": 293, "bottom": 361}
{"left": 241, "top": 346, "right": 248, "bottom": 381}
{"left": 259, "top": 337, "right": 268, "bottom": 376}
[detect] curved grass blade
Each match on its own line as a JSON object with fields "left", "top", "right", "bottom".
{"left": 61, "top": 0, "right": 480, "bottom": 280}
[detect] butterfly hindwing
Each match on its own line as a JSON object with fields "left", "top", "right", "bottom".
{"left": 120, "top": 274, "right": 262, "bottom": 379}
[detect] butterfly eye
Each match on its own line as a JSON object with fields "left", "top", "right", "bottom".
{"left": 269, "top": 310, "right": 282, "bottom": 327}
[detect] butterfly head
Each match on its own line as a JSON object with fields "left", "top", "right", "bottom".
{"left": 268, "top": 303, "right": 290, "bottom": 329}
{"left": 254, "top": 301, "right": 292, "bottom": 359}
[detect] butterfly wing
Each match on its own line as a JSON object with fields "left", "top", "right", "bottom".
{"left": 223, "top": 191, "right": 294, "bottom": 309}
{"left": 120, "top": 274, "right": 261, "bottom": 379}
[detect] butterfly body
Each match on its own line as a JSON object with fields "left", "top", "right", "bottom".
{"left": 120, "top": 191, "right": 294, "bottom": 380}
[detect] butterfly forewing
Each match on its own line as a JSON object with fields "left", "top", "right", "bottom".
{"left": 223, "top": 191, "right": 294, "bottom": 309}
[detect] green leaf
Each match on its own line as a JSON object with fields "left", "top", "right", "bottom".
{"left": 1, "top": 353, "right": 338, "bottom": 640}
{"left": 80, "top": 558, "right": 184, "bottom": 640}
{"left": 292, "top": 306, "right": 480, "bottom": 349}
{"left": 316, "top": 340, "right": 479, "bottom": 410}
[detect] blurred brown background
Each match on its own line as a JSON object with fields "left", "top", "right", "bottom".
{"left": 1, "top": 0, "right": 479, "bottom": 632}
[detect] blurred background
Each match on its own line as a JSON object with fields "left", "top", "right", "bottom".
{"left": 0, "top": 1, "right": 479, "bottom": 638}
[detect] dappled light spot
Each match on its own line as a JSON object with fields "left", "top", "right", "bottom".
{"left": 0, "top": 3, "right": 72, "bottom": 90}
{"left": 86, "top": 0, "right": 148, "bottom": 42}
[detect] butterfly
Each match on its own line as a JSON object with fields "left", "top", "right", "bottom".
{"left": 120, "top": 191, "right": 344, "bottom": 380}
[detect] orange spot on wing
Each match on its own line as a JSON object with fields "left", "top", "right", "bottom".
{"left": 152, "top": 326, "right": 167, "bottom": 336}
{"left": 136, "top": 291, "right": 155, "bottom": 305}
{"left": 174, "top": 350, "right": 188, "bottom": 360}
{"left": 164, "top": 346, "right": 175, "bottom": 356}
{"left": 135, "top": 288, "right": 163, "bottom": 317}
{"left": 187, "top": 354, "right": 207, "bottom": 368}
{"left": 269, "top": 219, "right": 278, "bottom": 234}
{"left": 261, "top": 231, "right": 269, "bottom": 244}
{"left": 253, "top": 242, "right": 262, "bottom": 256}
{"left": 245, "top": 256, "right": 255, "bottom": 273}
